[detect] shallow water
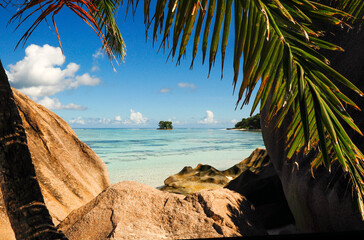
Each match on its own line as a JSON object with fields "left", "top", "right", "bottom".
{"left": 74, "top": 128, "right": 265, "bottom": 187}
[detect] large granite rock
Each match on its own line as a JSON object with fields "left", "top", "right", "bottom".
{"left": 225, "top": 158, "right": 295, "bottom": 230}
{"left": 0, "top": 88, "right": 110, "bottom": 239}
{"left": 161, "top": 148, "right": 270, "bottom": 195}
{"left": 161, "top": 148, "right": 295, "bottom": 231}
{"left": 58, "top": 181, "right": 267, "bottom": 239}
{"left": 260, "top": 23, "right": 364, "bottom": 232}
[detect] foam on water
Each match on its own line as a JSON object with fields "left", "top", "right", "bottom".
{"left": 74, "top": 128, "right": 265, "bottom": 187}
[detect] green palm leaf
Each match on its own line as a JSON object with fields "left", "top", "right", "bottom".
{"left": 142, "top": 0, "right": 364, "bottom": 219}
{"left": 7, "top": 0, "right": 364, "bottom": 220}
{"left": 9, "top": 0, "right": 126, "bottom": 63}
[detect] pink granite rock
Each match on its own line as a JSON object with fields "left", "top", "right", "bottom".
{"left": 0, "top": 88, "right": 110, "bottom": 239}
{"left": 59, "top": 181, "right": 267, "bottom": 239}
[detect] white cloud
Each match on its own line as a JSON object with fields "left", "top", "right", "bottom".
{"left": 98, "top": 118, "right": 112, "bottom": 125}
{"left": 91, "top": 65, "right": 100, "bottom": 72}
{"left": 38, "top": 96, "right": 87, "bottom": 110}
{"left": 92, "top": 48, "right": 104, "bottom": 59}
{"left": 168, "top": 117, "right": 180, "bottom": 125}
{"left": 91, "top": 48, "right": 105, "bottom": 72}
{"left": 112, "top": 116, "right": 123, "bottom": 125}
{"left": 178, "top": 82, "right": 197, "bottom": 89}
{"left": 231, "top": 119, "right": 238, "bottom": 124}
{"left": 198, "top": 110, "right": 218, "bottom": 124}
{"left": 71, "top": 73, "right": 100, "bottom": 88}
{"left": 159, "top": 88, "right": 172, "bottom": 93}
{"left": 68, "top": 111, "right": 148, "bottom": 127}
{"left": 124, "top": 109, "right": 148, "bottom": 125}
{"left": 69, "top": 116, "right": 85, "bottom": 125}
{"left": 7, "top": 44, "right": 100, "bottom": 98}
{"left": 82, "top": 117, "right": 112, "bottom": 125}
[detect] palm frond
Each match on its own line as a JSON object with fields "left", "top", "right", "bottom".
{"left": 92, "top": 0, "right": 126, "bottom": 63}
{"left": 333, "top": 0, "right": 364, "bottom": 20}
{"left": 9, "top": 0, "right": 125, "bottom": 63}
{"left": 0, "top": 0, "right": 10, "bottom": 8}
{"left": 143, "top": 0, "right": 364, "bottom": 219}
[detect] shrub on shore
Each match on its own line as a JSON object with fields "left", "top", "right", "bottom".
{"left": 235, "top": 114, "right": 260, "bottom": 130}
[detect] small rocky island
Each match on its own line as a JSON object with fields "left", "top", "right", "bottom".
{"left": 3, "top": 89, "right": 363, "bottom": 239}
{"left": 157, "top": 120, "right": 173, "bottom": 130}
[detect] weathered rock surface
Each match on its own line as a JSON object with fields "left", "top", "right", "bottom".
{"left": 58, "top": 181, "right": 267, "bottom": 239}
{"left": 260, "top": 23, "right": 364, "bottom": 232}
{"left": 225, "top": 158, "right": 295, "bottom": 230}
{"left": 161, "top": 148, "right": 295, "bottom": 231}
{"left": 161, "top": 148, "right": 270, "bottom": 195}
{"left": 0, "top": 88, "right": 110, "bottom": 239}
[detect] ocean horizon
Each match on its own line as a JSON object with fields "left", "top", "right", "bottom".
{"left": 73, "top": 128, "right": 265, "bottom": 187}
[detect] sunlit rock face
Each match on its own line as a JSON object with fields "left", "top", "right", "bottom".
{"left": 58, "top": 181, "right": 267, "bottom": 239}
{"left": 0, "top": 88, "right": 110, "bottom": 239}
{"left": 160, "top": 148, "right": 269, "bottom": 195}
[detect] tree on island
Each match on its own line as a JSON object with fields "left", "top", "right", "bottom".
{"left": 158, "top": 121, "right": 173, "bottom": 130}
{"left": 0, "top": 0, "right": 363, "bottom": 239}
{"left": 143, "top": 0, "right": 364, "bottom": 224}
{"left": 235, "top": 114, "right": 260, "bottom": 130}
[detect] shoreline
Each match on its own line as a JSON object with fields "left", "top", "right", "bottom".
{"left": 226, "top": 128, "right": 262, "bottom": 132}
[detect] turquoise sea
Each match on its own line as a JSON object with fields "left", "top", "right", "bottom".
{"left": 74, "top": 128, "right": 265, "bottom": 187}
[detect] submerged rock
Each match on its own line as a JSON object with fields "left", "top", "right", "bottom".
{"left": 161, "top": 148, "right": 270, "bottom": 195}
{"left": 161, "top": 148, "right": 295, "bottom": 231}
{"left": 58, "top": 181, "right": 267, "bottom": 239}
{"left": 0, "top": 88, "right": 110, "bottom": 239}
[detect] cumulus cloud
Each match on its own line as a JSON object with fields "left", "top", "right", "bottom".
{"left": 91, "top": 65, "right": 100, "bottom": 72}
{"left": 115, "top": 116, "right": 122, "bottom": 122}
{"left": 80, "top": 117, "right": 112, "bottom": 125}
{"left": 178, "top": 82, "right": 196, "bottom": 89}
{"left": 68, "top": 111, "right": 148, "bottom": 126}
{"left": 168, "top": 117, "right": 180, "bottom": 125}
{"left": 159, "top": 88, "right": 172, "bottom": 93}
{"left": 231, "top": 119, "right": 238, "bottom": 124}
{"left": 38, "top": 97, "right": 87, "bottom": 110}
{"left": 198, "top": 110, "right": 218, "bottom": 124}
{"left": 91, "top": 48, "right": 105, "bottom": 72}
{"left": 71, "top": 73, "right": 100, "bottom": 88}
{"left": 69, "top": 116, "right": 85, "bottom": 125}
{"left": 7, "top": 44, "right": 100, "bottom": 98}
{"left": 92, "top": 48, "right": 104, "bottom": 59}
{"left": 124, "top": 109, "right": 148, "bottom": 125}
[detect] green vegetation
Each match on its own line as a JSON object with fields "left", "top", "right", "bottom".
{"left": 144, "top": 0, "right": 364, "bottom": 218}
{"left": 235, "top": 114, "right": 260, "bottom": 130}
{"left": 1, "top": 1, "right": 364, "bottom": 236}
{"left": 158, "top": 121, "right": 173, "bottom": 130}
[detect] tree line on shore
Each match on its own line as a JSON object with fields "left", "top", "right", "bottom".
{"left": 234, "top": 114, "right": 260, "bottom": 130}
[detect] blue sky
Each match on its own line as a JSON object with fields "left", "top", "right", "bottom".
{"left": 0, "top": 3, "right": 258, "bottom": 128}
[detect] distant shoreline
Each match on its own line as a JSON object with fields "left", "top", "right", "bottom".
{"left": 226, "top": 128, "right": 262, "bottom": 132}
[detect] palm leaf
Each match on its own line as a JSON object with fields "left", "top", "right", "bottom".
{"left": 8, "top": 0, "right": 364, "bottom": 220}
{"left": 143, "top": 0, "right": 364, "bottom": 219}
{"left": 9, "top": 0, "right": 126, "bottom": 63}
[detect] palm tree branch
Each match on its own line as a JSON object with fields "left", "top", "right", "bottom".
{"left": 8, "top": 0, "right": 125, "bottom": 63}
{"left": 144, "top": 0, "right": 364, "bottom": 219}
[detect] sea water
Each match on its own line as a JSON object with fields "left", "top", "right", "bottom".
{"left": 73, "top": 128, "right": 265, "bottom": 187}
